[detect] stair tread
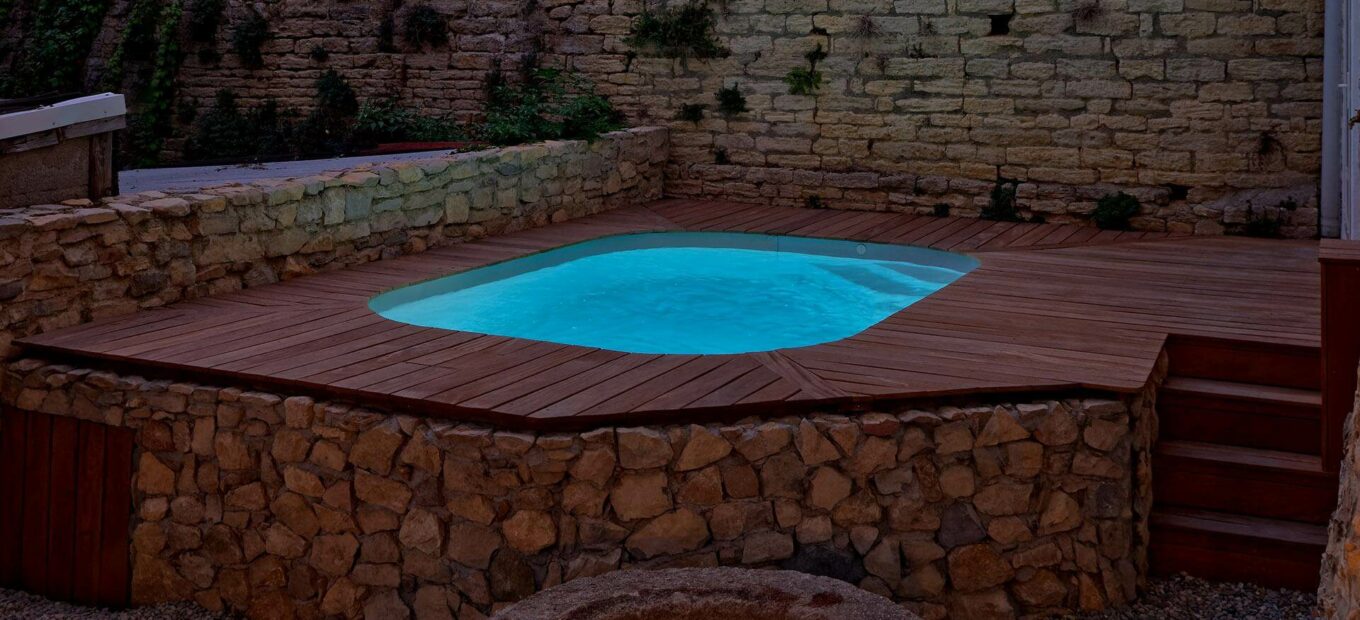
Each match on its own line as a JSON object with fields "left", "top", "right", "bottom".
{"left": 1163, "top": 376, "right": 1321, "bottom": 408}
{"left": 1151, "top": 507, "right": 1328, "bottom": 546}
{"left": 1156, "top": 440, "right": 1328, "bottom": 474}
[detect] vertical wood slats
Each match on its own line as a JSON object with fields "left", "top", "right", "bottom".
{"left": 1320, "top": 240, "right": 1360, "bottom": 472}
{"left": 0, "top": 407, "right": 134, "bottom": 607}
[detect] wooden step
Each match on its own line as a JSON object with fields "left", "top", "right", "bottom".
{"left": 1159, "top": 377, "right": 1322, "bottom": 453}
{"left": 1150, "top": 507, "right": 1326, "bottom": 591}
{"left": 1165, "top": 335, "right": 1321, "bottom": 390}
{"left": 1153, "top": 440, "right": 1337, "bottom": 524}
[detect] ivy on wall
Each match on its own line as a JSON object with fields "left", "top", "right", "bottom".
{"left": 0, "top": 0, "right": 112, "bottom": 97}
{"left": 123, "top": 0, "right": 184, "bottom": 167}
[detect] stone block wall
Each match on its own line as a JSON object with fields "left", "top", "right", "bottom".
{"left": 1320, "top": 364, "right": 1360, "bottom": 619}
{"left": 2, "top": 358, "right": 1156, "bottom": 619}
{"left": 95, "top": 0, "right": 1323, "bottom": 236}
{"left": 0, "top": 128, "right": 667, "bottom": 359}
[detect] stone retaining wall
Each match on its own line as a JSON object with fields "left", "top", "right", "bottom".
{"left": 71, "top": 0, "right": 1323, "bottom": 236}
{"left": 0, "top": 127, "right": 667, "bottom": 359}
{"left": 2, "top": 359, "right": 1157, "bottom": 619}
{"left": 1319, "top": 364, "right": 1360, "bottom": 619}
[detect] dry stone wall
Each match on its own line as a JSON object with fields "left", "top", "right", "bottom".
{"left": 3, "top": 358, "right": 1157, "bottom": 620}
{"left": 120, "top": 0, "right": 1322, "bottom": 236}
{"left": 1320, "top": 364, "right": 1360, "bottom": 619}
{"left": 0, "top": 128, "right": 667, "bottom": 359}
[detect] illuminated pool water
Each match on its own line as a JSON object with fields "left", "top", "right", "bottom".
{"left": 369, "top": 232, "right": 977, "bottom": 354}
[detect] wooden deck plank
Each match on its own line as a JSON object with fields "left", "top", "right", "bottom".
{"left": 14, "top": 200, "right": 1321, "bottom": 431}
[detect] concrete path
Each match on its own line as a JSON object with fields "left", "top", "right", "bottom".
{"left": 117, "top": 150, "right": 459, "bottom": 194}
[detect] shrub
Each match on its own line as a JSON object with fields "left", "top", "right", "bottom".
{"left": 1091, "top": 192, "right": 1140, "bottom": 230}
{"left": 678, "top": 103, "right": 706, "bottom": 123}
{"left": 403, "top": 4, "right": 447, "bottom": 49}
{"left": 294, "top": 70, "right": 361, "bottom": 156}
{"left": 232, "top": 9, "right": 268, "bottom": 68}
{"left": 186, "top": 0, "right": 226, "bottom": 42}
{"left": 716, "top": 83, "right": 747, "bottom": 116}
{"left": 480, "top": 69, "right": 623, "bottom": 145}
{"left": 184, "top": 90, "right": 296, "bottom": 161}
{"left": 625, "top": 1, "right": 728, "bottom": 59}
{"left": 352, "top": 99, "right": 463, "bottom": 146}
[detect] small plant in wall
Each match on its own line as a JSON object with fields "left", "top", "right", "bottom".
{"left": 805, "top": 195, "right": 828, "bottom": 209}
{"left": 625, "top": 1, "right": 729, "bottom": 60}
{"left": 714, "top": 147, "right": 730, "bottom": 164}
{"left": 932, "top": 203, "right": 951, "bottom": 217}
{"left": 403, "top": 4, "right": 448, "bottom": 49}
{"left": 1238, "top": 199, "right": 1298, "bottom": 238}
{"left": 232, "top": 8, "right": 269, "bottom": 69}
{"left": 1248, "top": 131, "right": 1284, "bottom": 171}
{"left": 785, "top": 44, "right": 827, "bottom": 95}
{"left": 716, "top": 83, "right": 747, "bottom": 116}
{"left": 981, "top": 178, "right": 1024, "bottom": 222}
{"left": 678, "top": 102, "right": 707, "bottom": 124}
{"left": 1092, "top": 191, "right": 1140, "bottom": 230}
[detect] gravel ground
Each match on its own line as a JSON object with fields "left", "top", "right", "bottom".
{"left": 0, "top": 574, "right": 1318, "bottom": 619}
{"left": 0, "top": 589, "right": 233, "bottom": 619}
{"left": 1069, "top": 573, "right": 1318, "bottom": 620}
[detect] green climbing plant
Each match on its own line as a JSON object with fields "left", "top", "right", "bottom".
{"left": 785, "top": 44, "right": 827, "bottom": 95}
{"left": 1091, "top": 192, "right": 1140, "bottom": 230}
{"left": 124, "top": 0, "right": 185, "bottom": 167}
{"left": 0, "top": 0, "right": 112, "bottom": 96}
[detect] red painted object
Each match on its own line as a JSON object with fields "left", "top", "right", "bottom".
{"left": 357, "top": 141, "right": 486, "bottom": 156}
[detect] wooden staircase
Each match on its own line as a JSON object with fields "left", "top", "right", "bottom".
{"left": 1149, "top": 335, "right": 1333, "bottom": 591}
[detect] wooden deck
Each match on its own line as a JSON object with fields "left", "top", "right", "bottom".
{"left": 16, "top": 199, "right": 1322, "bottom": 430}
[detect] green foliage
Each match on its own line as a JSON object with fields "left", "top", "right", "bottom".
{"left": 403, "top": 4, "right": 447, "bottom": 49}
{"left": 625, "top": 1, "right": 728, "bottom": 60}
{"left": 377, "top": 15, "right": 396, "bottom": 52}
{"left": 716, "top": 83, "right": 747, "bottom": 116}
{"left": 1092, "top": 192, "right": 1140, "bottom": 230}
{"left": 678, "top": 103, "right": 706, "bottom": 123}
{"left": 352, "top": 99, "right": 463, "bottom": 145}
{"left": 784, "top": 67, "right": 823, "bottom": 95}
{"left": 981, "top": 178, "right": 1023, "bottom": 222}
{"left": 101, "top": 0, "right": 163, "bottom": 89}
{"left": 786, "top": 44, "right": 827, "bottom": 95}
{"left": 186, "top": 0, "right": 226, "bottom": 42}
{"left": 293, "top": 70, "right": 360, "bottom": 156}
{"left": 184, "top": 90, "right": 296, "bottom": 161}
{"left": 123, "top": 0, "right": 186, "bottom": 167}
{"left": 0, "top": 0, "right": 112, "bottom": 97}
{"left": 232, "top": 9, "right": 268, "bottom": 69}
{"left": 480, "top": 69, "right": 623, "bottom": 145}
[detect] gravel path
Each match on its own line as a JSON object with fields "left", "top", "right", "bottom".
{"left": 1069, "top": 573, "right": 1318, "bottom": 620}
{"left": 0, "top": 589, "right": 233, "bottom": 619}
{"left": 0, "top": 574, "right": 1318, "bottom": 619}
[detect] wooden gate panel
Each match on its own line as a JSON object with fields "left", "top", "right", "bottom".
{"left": 0, "top": 407, "right": 134, "bottom": 608}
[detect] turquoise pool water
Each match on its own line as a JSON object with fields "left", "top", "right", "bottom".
{"left": 370, "top": 233, "right": 977, "bottom": 354}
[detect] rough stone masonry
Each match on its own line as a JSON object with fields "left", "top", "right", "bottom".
{"left": 101, "top": 0, "right": 1325, "bottom": 236}
{"left": 2, "top": 358, "right": 1157, "bottom": 620}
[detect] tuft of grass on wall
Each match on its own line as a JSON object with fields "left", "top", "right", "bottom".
{"left": 625, "top": 0, "right": 729, "bottom": 60}
{"left": 716, "top": 83, "right": 747, "bottom": 116}
{"left": 232, "top": 8, "right": 268, "bottom": 69}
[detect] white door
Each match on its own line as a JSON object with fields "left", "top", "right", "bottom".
{"left": 1344, "top": 0, "right": 1360, "bottom": 240}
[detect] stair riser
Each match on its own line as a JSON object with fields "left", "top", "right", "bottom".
{"left": 1153, "top": 457, "right": 1336, "bottom": 524}
{"left": 1149, "top": 534, "right": 1322, "bottom": 591}
{"left": 1165, "top": 336, "right": 1320, "bottom": 390}
{"left": 1159, "top": 393, "right": 1321, "bottom": 454}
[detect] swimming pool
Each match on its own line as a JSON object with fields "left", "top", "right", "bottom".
{"left": 369, "top": 232, "right": 978, "bottom": 354}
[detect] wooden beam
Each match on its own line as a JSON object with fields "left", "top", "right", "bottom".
{"left": 1320, "top": 239, "right": 1360, "bottom": 471}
